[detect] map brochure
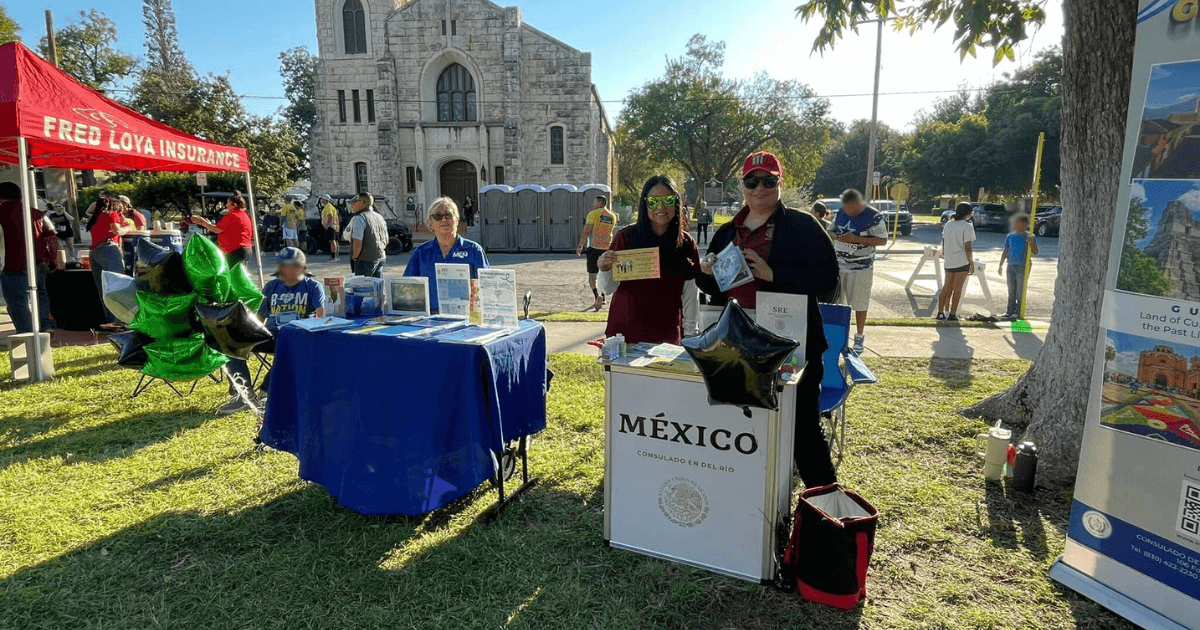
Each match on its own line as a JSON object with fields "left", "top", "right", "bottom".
{"left": 611, "top": 247, "right": 661, "bottom": 282}
{"left": 288, "top": 316, "right": 355, "bottom": 332}
{"left": 477, "top": 268, "right": 520, "bottom": 329}
{"left": 712, "top": 242, "right": 754, "bottom": 292}
{"left": 434, "top": 263, "right": 471, "bottom": 318}
{"left": 755, "top": 291, "right": 807, "bottom": 369}
{"left": 384, "top": 275, "right": 430, "bottom": 317}
{"left": 323, "top": 277, "right": 345, "bottom": 317}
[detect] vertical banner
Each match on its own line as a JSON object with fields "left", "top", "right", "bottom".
{"left": 1051, "top": 3, "right": 1200, "bottom": 628}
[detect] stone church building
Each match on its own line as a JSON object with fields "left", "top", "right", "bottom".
{"left": 310, "top": 0, "right": 615, "bottom": 224}
{"left": 1144, "top": 199, "right": 1200, "bottom": 302}
{"left": 1137, "top": 344, "right": 1200, "bottom": 391}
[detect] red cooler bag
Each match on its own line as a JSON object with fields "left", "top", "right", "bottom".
{"left": 782, "top": 483, "right": 878, "bottom": 609}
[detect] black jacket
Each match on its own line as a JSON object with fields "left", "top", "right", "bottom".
{"left": 695, "top": 202, "right": 840, "bottom": 363}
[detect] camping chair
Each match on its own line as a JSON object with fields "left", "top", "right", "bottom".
{"left": 818, "top": 303, "right": 879, "bottom": 468}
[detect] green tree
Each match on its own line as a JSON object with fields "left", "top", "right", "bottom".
{"left": 0, "top": 5, "right": 19, "bottom": 44}
{"left": 903, "top": 113, "right": 992, "bottom": 198}
{"left": 141, "top": 0, "right": 194, "bottom": 91}
{"left": 812, "top": 119, "right": 905, "bottom": 198}
{"left": 613, "top": 117, "right": 678, "bottom": 201}
{"left": 1115, "top": 198, "right": 1169, "bottom": 295}
{"left": 278, "top": 47, "right": 317, "bottom": 180}
{"left": 622, "top": 34, "right": 831, "bottom": 206}
{"left": 797, "top": 0, "right": 1136, "bottom": 484}
{"left": 38, "top": 10, "right": 138, "bottom": 91}
{"left": 911, "top": 84, "right": 984, "bottom": 126}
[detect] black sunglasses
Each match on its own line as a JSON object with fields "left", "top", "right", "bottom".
{"left": 743, "top": 175, "right": 779, "bottom": 190}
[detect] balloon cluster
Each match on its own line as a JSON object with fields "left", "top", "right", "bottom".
{"left": 106, "top": 236, "right": 271, "bottom": 382}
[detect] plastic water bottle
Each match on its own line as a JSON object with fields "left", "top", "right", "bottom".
{"left": 1013, "top": 441, "right": 1038, "bottom": 492}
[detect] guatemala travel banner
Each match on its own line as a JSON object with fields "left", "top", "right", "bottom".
{"left": 611, "top": 247, "right": 661, "bottom": 282}
{"left": 1053, "top": 2, "right": 1200, "bottom": 626}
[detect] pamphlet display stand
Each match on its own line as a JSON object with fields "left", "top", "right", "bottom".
{"left": 603, "top": 362, "right": 798, "bottom": 583}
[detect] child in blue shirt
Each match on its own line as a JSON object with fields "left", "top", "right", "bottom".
{"left": 219, "top": 247, "right": 325, "bottom": 416}
{"left": 997, "top": 214, "right": 1039, "bottom": 320}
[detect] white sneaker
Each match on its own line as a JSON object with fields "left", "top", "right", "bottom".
{"left": 852, "top": 334, "right": 865, "bottom": 354}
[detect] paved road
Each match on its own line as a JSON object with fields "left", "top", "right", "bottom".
{"left": 260, "top": 219, "right": 1061, "bottom": 320}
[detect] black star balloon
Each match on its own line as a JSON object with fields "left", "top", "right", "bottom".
{"left": 135, "top": 238, "right": 192, "bottom": 295}
{"left": 681, "top": 299, "right": 799, "bottom": 411}
{"left": 195, "top": 301, "right": 273, "bottom": 360}
{"left": 107, "top": 330, "right": 155, "bottom": 369}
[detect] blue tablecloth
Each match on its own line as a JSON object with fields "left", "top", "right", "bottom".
{"left": 260, "top": 319, "right": 548, "bottom": 515}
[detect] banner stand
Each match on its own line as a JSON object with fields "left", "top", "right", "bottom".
{"left": 1049, "top": 560, "right": 1189, "bottom": 630}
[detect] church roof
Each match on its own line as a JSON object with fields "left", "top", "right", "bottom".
{"left": 1142, "top": 118, "right": 1180, "bottom": 134}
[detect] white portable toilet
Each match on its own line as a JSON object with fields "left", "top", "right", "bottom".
{"left": 479, "top": 185, "right": 512, "bottom": 253}
{"left": 512, "top": 184, "right": 546, "bottom": 252}
{"left": 578, "top": 184, "right": 613, "bottom": 231}
{"left": 546, "top": 184, "right": 578, "bottom": 252}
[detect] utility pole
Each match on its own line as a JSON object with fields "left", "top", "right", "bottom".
{"left": 864, "top": 18, "right": 884, "bottom": 201}
{"left": 44, "top": 10, "right": 83, "bottom": 245}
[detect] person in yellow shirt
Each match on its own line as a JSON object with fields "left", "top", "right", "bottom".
{"left": 319, "top": 194, "right": 340, "bottom": 262}
{"left": 576, "top": 195, "right": 617, "bottom": 310}
{"left": 281, "top": 200, "right": 302, "bottom": 249}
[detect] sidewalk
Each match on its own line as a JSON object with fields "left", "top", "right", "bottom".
{"left": 542, "top": 321, "right": 1045, "bottom": 360}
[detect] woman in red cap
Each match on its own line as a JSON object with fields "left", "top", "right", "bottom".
{"left": 596, "top": 175, "right": 700, "bottom": 344}
{"left": 695, "top": 150, "right": 841, "bottom": 488}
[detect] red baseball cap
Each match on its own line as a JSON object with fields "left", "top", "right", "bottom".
{"left": 743, "top": 151, "right": 783, "bottom": 178}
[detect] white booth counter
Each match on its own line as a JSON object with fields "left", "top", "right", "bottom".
{"left": 603, "top": 356, "right": 799, "bottom": 583}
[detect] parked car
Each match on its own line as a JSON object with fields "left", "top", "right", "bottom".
{"left": 940, "top": 208, "right": 953, "bottom": 225}
{"left": 818, "top": 198, "right": 911, "bottom": 236}
{"left": 972, "top": 203, "right": 1012, "bottom": 232}
{"left": 1034, "top": 205, "right": 1062, "bottom": 237}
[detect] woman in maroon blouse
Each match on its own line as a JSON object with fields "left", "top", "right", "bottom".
{"left": 597, "top": 175, "right": 700, "bottom": 344}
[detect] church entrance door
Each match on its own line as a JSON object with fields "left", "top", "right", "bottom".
{"left": 439, "top": 160, "right": 478, "bottom": 231}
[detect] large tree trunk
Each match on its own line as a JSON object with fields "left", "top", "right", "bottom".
{"left": 965, "top": 0, "right": 1136, "bottom": 485}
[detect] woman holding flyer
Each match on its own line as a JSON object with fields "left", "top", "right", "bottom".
{"left": 597, "top": 175, "right": 700, "bottom": 344}
{"left": 403, "top": 197, "right": 489, "bottom": 312}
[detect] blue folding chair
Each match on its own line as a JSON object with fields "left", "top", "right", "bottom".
{"left": 818, "top": 303, "right": 879, "bottom": 467}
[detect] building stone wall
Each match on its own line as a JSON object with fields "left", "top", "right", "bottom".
{"left": 311, "top": 0, "right": 613, "bottom": 227}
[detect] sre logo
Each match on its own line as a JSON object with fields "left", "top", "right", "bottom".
{"left": 618, "top": 413, "right": 758, "bottom": 454}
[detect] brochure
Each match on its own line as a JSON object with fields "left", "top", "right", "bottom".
{"left": 435, "top": 263, "right": 471, "bottom": 318}
{"left": 477, "top": 268, "right": 520, "bottom": 329}
{"left": 347, "top": 323, "right": 392, "bottom": 335}
{"left": 344, "top": 276, "right": 384, "bottom": 318}
{"left": 288, "top": 316, "right": 355, "bottom": 332}
{"left": 611, "top": 247, "right": 661, "bottom": 281}
{"left": 435, "top": 325, "right": 511, "bottom": 345}
{"left": 712, "top": 242, "right": 754, "bottom": 292}
{"left": 384, "top": 275, "right": 430, "bottom": 317}
{"left": 755, "top": 291, "right": 807, "bottom": 368}
{"left": 398, "top": 316, "right": 468, "bottom": 338}
{"left": 323, "top": 277, "right": 345, "bottom": 317}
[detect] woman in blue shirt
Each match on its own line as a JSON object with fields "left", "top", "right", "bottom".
{"left": 403, "top": 197, "right": 489, "bottom": 312}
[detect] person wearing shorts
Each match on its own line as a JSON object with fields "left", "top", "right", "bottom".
{"left": 320, "top": 194, "right": 340, "bottom": 262}
{"left": 282, "top": 201, "right": 302, "bottom": 249}
{"left": 830, "top": 189, "right": 887, "bottom": 353}
{"left": 937, "top": 203, "right": 977, "bottom": 321}
{"left": 577, "top": 195, "right": 617, "bottom": 310}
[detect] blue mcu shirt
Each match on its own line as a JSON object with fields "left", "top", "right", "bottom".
{"left": 1005, "top": 232, "right": 1035, "bottom": 266}
{"left": 403, "top": 236, "right": 490, "bottom": 312}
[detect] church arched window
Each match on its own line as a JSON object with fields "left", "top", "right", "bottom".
{"left": 343, "top": 0, "right": 367, "bottom": 54}
{"left": 437, "top": 64, "right": 476, "bottom": 122}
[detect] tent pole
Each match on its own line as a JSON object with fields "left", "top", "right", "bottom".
{"left": 16, "top": 138, "right": 47, "bottom": 382}
{"left": 244, "top": 172, "right": 264, "bottom": 287}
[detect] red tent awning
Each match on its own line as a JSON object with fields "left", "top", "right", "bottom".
{"left": 0, "top": 42, "right": 249, "bottom": 173}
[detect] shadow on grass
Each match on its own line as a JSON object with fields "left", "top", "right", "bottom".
{"left": 979, "top": 480, "right": 1062, "bottom": 562}
{"left": 0, "top": 408, "right": 220, "bottom": 471}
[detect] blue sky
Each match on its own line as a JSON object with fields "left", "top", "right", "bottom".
{"left": 1144, "top": 59, "right": 1200, "bottom": 111}
{"left": 1130, "top": 179, "right": 1200, "bottom": 247}
{"left": 1106, "top": 329, "right": 1199, "bottom": 377}
{"left": 7, "top": 0, "right": 1063, "bottom": 128}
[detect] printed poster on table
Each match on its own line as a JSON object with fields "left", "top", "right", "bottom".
{"left": 611, "top": 247, "right": 661, "bottom": 282}
{"left": 755, "top": 292, "right": 806, "bottom": 369}
{"left": 1052, "top": 4, "right": 1200, "bottom": 626}
{"left": 477, "top": 268, "right": 519, "bottom": 330}
{"left": 434, "top": 263, "right": 471, "bottom": 318}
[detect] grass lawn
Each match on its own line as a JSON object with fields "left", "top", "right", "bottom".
{"left": 0, "top": 346, "right": 1128, "bottom": 629}
{"left": 528, "top": 312, "right": 1044, "bottom": 330}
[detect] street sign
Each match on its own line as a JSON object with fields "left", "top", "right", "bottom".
{"left": 872, "top": 171, "right": 881, "bottom": 185}
{"left": 195, "top": 172, "right": 207, "bottom": 186}
{"left": 892, "top": 183, "right": 909, "bottom": 201}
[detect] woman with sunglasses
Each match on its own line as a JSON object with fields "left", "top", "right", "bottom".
{"left": 403, "top": 196, "right": 489, "bottom": 312}
{"left": 596, "top": 175, "right": 700, "bottom": 344}
{"left": 695, "top": 151, "right": 841, "bottom": 489}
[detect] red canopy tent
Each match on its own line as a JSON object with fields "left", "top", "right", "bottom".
{"left": 0, "top": 41, "right": 263, "bottom": 381}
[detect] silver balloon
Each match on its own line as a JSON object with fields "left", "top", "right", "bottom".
{"left": 101, "top": 271, "right": 146, "bottom": 325}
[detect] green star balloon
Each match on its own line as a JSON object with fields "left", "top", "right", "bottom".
{"left": 182, "top": 235, "right": 229, "bottom": 300}
{"left": 142, "top": 333, "right": 228, "bottom": 381}
{"left": 128, "top": 292, "right": 197, "bottom": 340}
{"left": 214, "top": 264, "right": 263, "bottom": 311}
